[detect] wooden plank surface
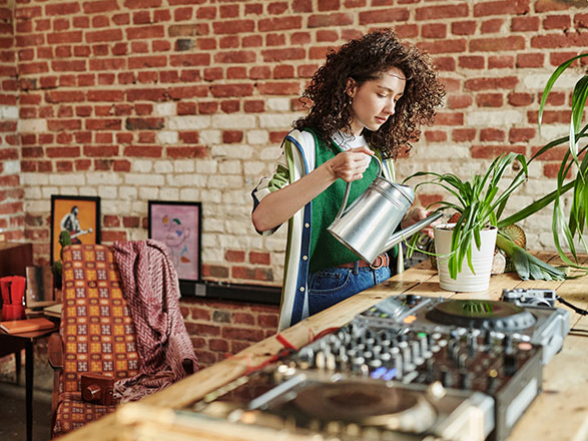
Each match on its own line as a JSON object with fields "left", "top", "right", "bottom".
{"left": 58, "top": 253, "right": 588, "bottom": 441}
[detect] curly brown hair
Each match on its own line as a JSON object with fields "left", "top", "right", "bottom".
{"left": 295, "top": 29, "right": 445, "bottom": 159}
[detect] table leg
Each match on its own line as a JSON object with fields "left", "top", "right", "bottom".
{"left": 25, "top": 340, "right": 33, "bottom": 441}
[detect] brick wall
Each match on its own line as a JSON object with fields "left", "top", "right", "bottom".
{"left": 0, "top": 0, "right": 23, "bottom": 242}
{"left": 1, "top": 0, "right": 588, "bottom": 364}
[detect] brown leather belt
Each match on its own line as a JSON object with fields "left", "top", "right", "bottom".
{"left": 336, "top": 253, "right": 390, "bottom": 270}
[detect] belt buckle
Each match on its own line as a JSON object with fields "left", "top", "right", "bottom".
{"left": 369, "top": 254, "right": 386, "bottom": 270}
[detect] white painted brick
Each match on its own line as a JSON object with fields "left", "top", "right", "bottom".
{"left": 0, "top": 105, "right": 17, "bottom": 119}
{"left": 195, "top": 159, "right": 218, "bottom": 174}
{"left": 267, "top": 98, "right": 290, "bottom": 111}
{"left": 219, "top": 234, "right": 262, "bottom": 249}
{"left": 259, "top": 113, "right": 299, "bottom": 129}
{"left": 2, "top": 161, "right": 19, "bottom": 174}
{"left": 537, "top": 124, "right": 569, "bottom": 142}
{"left": 465, "top": 110, "right": 523, "bottom": 126}
{"left": 77, "top": 187, "right": 97, "bottom": 196}
{"left": 200, "top": 189, "right": 222, "bottom": 203}
{"left": 179, "top": 188, "right": 200, "bottom": 200}
{"left": 139, "top": 186, "right": 159, "bottom": 200}
{"left": 247, "top": 130, "right": 269, "bottom": 145}
{"left": 243, "top": 161, "right": 267, "bottom": 177}
{"left": 25, "top": 200, "right": 50, "bottom": 212}
{"left": 222, "top": 190, "right": 248, "bottom": 204}
{"left": 218, "top": 160, "right": 242, "bottom": 174}
{"left": 154, "top": 102, "right": 176, "bottom": 117}
{"left": 119, "top": 186, "right": 138, "bottom": 200}
{"left": 18, "top": 119, "right": 47, "bottom": 133}
{"left": 260, "top": 146, "right": 281, "bottom": 160}
{"left": 129, "top": 229, "right": 148, "bottom": 241}
{"left": 49, "top": 174, "right": 86, "bottom": 186}
{"left": 41, "top": 187, "right": 60, "bottom": 198}
{"left": 154, "top": 160, "right": 173, "bottom": 173}
{"left": 125, "top": 173, "right": 164, "bottom": 186}
{"left": 225, "top": 219, "right": 250, "bottom": 235}
{"left": 205, "top": 218, "right": 224, "bottom": 233}
{"left": 212, "top": 114, "right": 256, "bottom": 129}
{"left": 24, "top": 186, "right": 42, "bottom": 199}
{"left": 173, "top": 160, "right": 195, "bottom": 173}
{"left": 160, "top": 187, "right": 180, "bottom": 200}
{"left": 202, "top": 234, "right": 218, "bottom": 248}
{"left": 202, "top": 248, "right": 223, "bottom": 262}
{"left": 168, "top": 116, "right": 211, "bottom": 130}
{"left": 157, "top": 131, "right": 179, "bottom": 144}
{"left": 131, "top": 159, "right": 153, "bottom": 173}
{"left": 211, "top": 144, "right": 254, "bottom": 159}
{"left": 523, "top": 72, "right": 580, "bottom": 90}
{"left": 87, "top": 172, "right": 123, "bottom": 185}
{"left": 166, "top": 174, "right": 207, "bottom": 187}
{"left": 97, "top": 186, "right": 118, "bottom": 199}
{"left": 200, "top": 130, "right": 221, "bottom": 145}
{"left": 131, "top": 201, "right": 147, "bottom": 213}
{"left": 207, "top": 174, "right": 243, "bottom": 188}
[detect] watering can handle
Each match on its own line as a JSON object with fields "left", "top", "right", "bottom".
{"left": 334, "top": 154, "right": 383, "bottom": 221}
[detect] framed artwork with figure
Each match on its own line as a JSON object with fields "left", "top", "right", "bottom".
{"left": 148, "top": 200, "right": 202, "bottom": 285}
{"left": 50, "top": 195, "right": 101, "bottom": 265}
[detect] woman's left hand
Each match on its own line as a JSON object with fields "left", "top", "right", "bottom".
{"left": 401, "top": 207, "right": 438, "bottom": 239}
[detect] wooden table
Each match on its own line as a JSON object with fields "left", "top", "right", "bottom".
{"left": 0, "top": 325, "right": 60, "bottom": 441}
{"left": 57, "top": 252, "right": 588, "bottom": 441}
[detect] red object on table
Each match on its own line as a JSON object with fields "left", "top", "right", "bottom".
{"left": 0, "top": 276, "right": 26, "bottom": 321}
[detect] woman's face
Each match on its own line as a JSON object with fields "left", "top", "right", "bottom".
{"left": 347, "top": 67, "right": 406, "bottom": 136}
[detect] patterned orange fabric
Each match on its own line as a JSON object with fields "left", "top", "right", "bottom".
{"left": 53, "top": 244, "right": 140, "bottom": 438}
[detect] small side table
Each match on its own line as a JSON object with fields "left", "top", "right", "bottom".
{"left": 0, "top": 324, "right": 60, "bottom": 441}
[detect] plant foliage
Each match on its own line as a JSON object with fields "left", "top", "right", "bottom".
{"left": 404, "top": 153, "right": 528, "bottom": 279}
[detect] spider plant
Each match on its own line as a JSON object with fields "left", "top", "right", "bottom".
{"left": 404, "top": 152, "right": 528, "bottom": 279}
{"left": 496, "top": 53, "right": 588, "bottom": 268}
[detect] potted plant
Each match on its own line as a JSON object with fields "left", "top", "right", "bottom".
{"left": 405, "top": 152, "right": 529, "bottom": 291}
{"left": 497, "top": 53, "right": 588, "bottom": 270}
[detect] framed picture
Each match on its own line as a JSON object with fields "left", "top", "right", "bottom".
{"left": 50, "top": 195, "right": 101, "bottom": 265}
{"left": 148, "top": 201, "right": 202, "bottom": 284}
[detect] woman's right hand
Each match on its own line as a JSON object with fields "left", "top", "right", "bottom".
{"left": 323, "top": 146, "right": 374, "bottom": 182}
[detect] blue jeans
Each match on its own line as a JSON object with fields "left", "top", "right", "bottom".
{"left": 308, "top": 263, "right": 392, "bottom": 316}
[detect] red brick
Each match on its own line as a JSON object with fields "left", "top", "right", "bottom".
{"left": 233, "top": 313, "right": 255, "bottom": 325}
{"left": 528, "top": 110, "right": 571, "bottom": 125}
{"left": 422, "top": 23, "right": 446, "bottom": 39}
{"left": 575, "top": 13, "right": 588, "bottom": 28}
{"left": 259, "top": 16, "right": 302, "bottom": 32}
{"left": 471, "top": 145, "right": 526, "bottom": 159}
{"left": 170, "top": 53, "right": 210, "bottom": 67}
{"left": 508, "top": 92, "right": 534, "bottom": 107}
{"left": 257, "top": 82, "right": 300, "bottom": 95}
{"left": 166, "top": 146, "right": 207, "bottom": 158}
{"left": 198, "top": 102, "right": 218, "bottom": 114}
{"left": 226, "top": 250, "right": 246, "bottom": 262}
{"left": 424, "top": 130, "right": 447, "bottom": 142}
{"left": 416, "top": 4, "right": 469, "bottom": 20}
{"left": 459, "top": 56, "right": 484, "bottom": 69}
{"left": 510, "top": 128, "right": 536, "bottom": 143}
{"left": 222, "top": 130, "right": 243, "bottom": 144}
{"left": 470, "top": 36, "right": 525, "bottom": 52}
{"left": 543, "top": 15, "right": 571, "bottom": 30}
{"left": 244, "top": 100, "right": 264, "bottom": 113}
{"left": 214, "top": 50, "right": 255, "bottom": 64}
{"left": 258, "top": 314, "right": 278, "bottom": 329}
{"left": 452, "top": 128, "right": 476, "bottom": 142}
{"left": 249, "top": 251, "right": 270, "bottom": 265}
{"left": 83, "top": 145, "right": 119, "bottom": 157}
{"left": 103, "top": 215, "right": 120, "bottom": 227}
{"left": 359, "top": 8, "right": 409, "bottom": 24}
{"left": 262, "top": 48, "right": 305, "bottom": 62}
{"left": 434, "top": 112, "right": 464, "bottom": 126}
{"left": 511, "top": 16, "right": 539, "bottom": 32}
{"left": 209, "top": 339, "right": 229, "bottom": 352}
{"left": 451, "top": 21, "right": 477, "bottom": 35}
{"left": 489, "top": 55, "right": 514, "bottom": 69}
{"left": 417, "top": 39, "right": 467, "bottom": 54}
{"left": 516, "top": 53, "right": 544, "bottom": 68}
{"left": 86, "top": 29, "right": 123, "bottom": 43}
{"left": 473, "top": 0, "right": 529, "bottom": 16}
{"left": 212, "top": 20, "right": 254, "bottom": 34}
{"left": 124, "top": 145, "right": 163, "bottom": 157}
{"left": 531, "top": 33, "right": 588, "bottom": 49}
{"left": 481, "top": 18, "right": 504, "bottom": 34}
{"left": 83, "top": 0, "right": 119, "bottom": 13}
{"left": 47, "top": 31, "right": 82, "bottom": 45}
{"left": 185, "top": 322, "right": 220, "bottom": 336}
{"left": 480, "top": 128, "right": 505, "bottom": 142}
{"left": 535, "top": 0, "right": 570, "bottom": 12}
{"left": 550, "top": 51, "right": 580, "bottom": 67}
{"left": 293, "top": 0, "right": 312, "bottom": 13}
{"left": 308, "top": 13, "right": 353, "bottom": 27}
{"left": 45, "top": 2, "right": 80, "bottom": 15}
{"left": 222, "top": 326, "right": 264, "bottom": 342}
{"left": 266, "top": 33, "right": 286, "bottom": 46}
{"left": 465, "top": 76, "right": 518, "bottom": 91}
{"left": 477, "top": 93, "right": 503, "bottom": 107}
{"left": 544, "top": 162, "right": 570, "bottom": 179}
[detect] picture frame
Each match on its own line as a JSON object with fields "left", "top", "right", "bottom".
{"left": 50, "top": 195, "right": 101, "bottom": 265}
{"left": 148, "top": 201, "right": 202, "bottom": 287}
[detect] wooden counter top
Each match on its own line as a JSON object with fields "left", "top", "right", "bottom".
{"left": 59, "top": 253, "right": 588, "bottom": 441}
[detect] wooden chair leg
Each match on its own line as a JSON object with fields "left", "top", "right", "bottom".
{"left": 15, "top": 349, "right": 21, "bottom": 385}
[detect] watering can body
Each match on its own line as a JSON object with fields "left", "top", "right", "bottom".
{"left": 327, "top": 157, "right": 442, "bottom": 265}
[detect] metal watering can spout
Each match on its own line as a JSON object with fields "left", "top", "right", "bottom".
{"left": 328, "top": 155, "right": 442, "bottom": 265}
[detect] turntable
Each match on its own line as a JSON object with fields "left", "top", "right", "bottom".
{"left": 192, "top": 367, "right": 494, "bottom": 441}
{"left": 359, "top": 294, "right": 570, "bottom": 365}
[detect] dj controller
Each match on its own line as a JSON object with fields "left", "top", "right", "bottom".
{"left": 187, "top": 292, "right": 570, "bottom": 441}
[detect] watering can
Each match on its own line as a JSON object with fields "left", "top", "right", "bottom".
{"left": 328, "top": 156, "right": 442, "bottom": 265}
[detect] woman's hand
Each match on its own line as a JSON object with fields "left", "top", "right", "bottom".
{"left": 401, "top": 207, "right": 439, "bottom": 239}
{"left": 322, "top": 146, "right": 374, "bottom": 182}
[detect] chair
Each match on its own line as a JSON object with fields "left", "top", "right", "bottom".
{"left": 48, "top": 244, "right": 140, "bottom": 437}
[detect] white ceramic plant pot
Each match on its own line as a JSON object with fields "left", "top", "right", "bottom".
{"left": 434, "top": 223, "right": 498, "bottom": 292}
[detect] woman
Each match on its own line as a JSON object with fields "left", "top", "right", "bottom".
{"left": 252, "top": 29, "right": 445, "bottom": 330}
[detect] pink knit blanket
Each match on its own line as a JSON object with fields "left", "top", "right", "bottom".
{"left": 112, "top": 239, "right": 198, "bottom": 402}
